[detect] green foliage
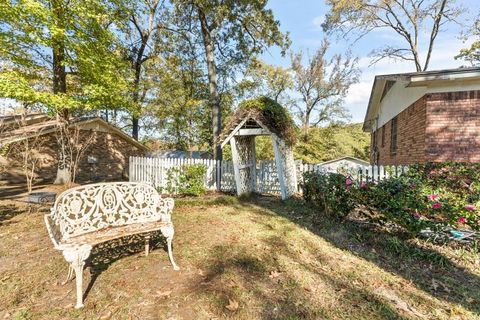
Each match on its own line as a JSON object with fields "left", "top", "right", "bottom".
{"left": 224, "top": 123, "right": 369, "bottom": 162}
{"left": 291, "top": 41, "right": 359, "bottom": 134}
{"left": 235, "top": 58, "right": 293, "bottom": 106}
{"left": 237, "top": 96, "right": 297, "bottom": 145}
{"left": 0, "top": 0, "right": 132, "bottom": 112}
{"left": 302, "top": 171, "right": 356, "bottom": 218}
{"left": 303, "top": 162, "right": 480, "bottom": 235}
{"left": 179, "top": 164, "right": 207, "bottom": 196}
{"left": 163, "top": 164, "right": 207, "bottom": 196}
{"left": 294, "top": 124, "right": 370, "bottom": 163}
{"left": 404, "top": 163, "right": 480, "bottom": 231}
{"left": 146, "top": 54, "right": 210, "bottom": 149}
{"left": 0, "top": 143, "right": 9, "bottom": 157}
{"left": 456, "top": 17, "right": 480, "bottom": 65}
{"left": 356, "top": 177, "right": 431, "bottom": 234}
{"left": 174, "top": 0, "right": 290, "bottom": 68}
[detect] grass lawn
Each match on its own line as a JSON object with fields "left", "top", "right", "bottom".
{"left": 0, "top": 193, "right": 479, "bottom": 319}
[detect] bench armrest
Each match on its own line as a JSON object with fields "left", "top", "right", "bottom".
{"left": 44, "top": 210, "right": 61, "bottom": 249}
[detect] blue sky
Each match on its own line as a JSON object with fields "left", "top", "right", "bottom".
{"left": 262, "top": 0, "right": 479, "bottom": 123}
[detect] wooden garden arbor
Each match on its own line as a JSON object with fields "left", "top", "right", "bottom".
{"left": 219, "top": 98, "right": 298, "bottom": 200}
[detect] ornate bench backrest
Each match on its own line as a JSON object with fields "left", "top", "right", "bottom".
{"left": 48, "top": 182, "right": 169, "bottom": 241}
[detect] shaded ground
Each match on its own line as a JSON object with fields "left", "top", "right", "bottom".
{"left": 0, "top": 183, "right": 75, "bottom": 201}
{"left": 0, "top": 193, "right": 479, "bottom": 319}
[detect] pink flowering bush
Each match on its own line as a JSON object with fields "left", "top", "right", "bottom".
{"left": 432, "top": 202, "right": 442, "bottom": 209}
{"left": 354, "top": 176, "right": 432, "bottom": 234}
{"left": 303, "top": 162, "right": 480, "bottom": 235}
{"left": 406, "top": 163, "right": 480, "bottom": 231}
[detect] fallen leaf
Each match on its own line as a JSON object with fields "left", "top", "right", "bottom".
{"left": 156, "top": 289, "right": 173, "bottom": 297}
{"left": 269, "top": 271, "right": 282, "bottom": 279}
{"left": 225, "top": 299, "right": 239, "bottom": 311}
{"left": 0, "top": 275, "right": 11, "bottom": 282}
{"left": 99, "top": 311, "right": 112, "bottom": 320}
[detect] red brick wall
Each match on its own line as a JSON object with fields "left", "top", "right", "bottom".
{"left": 370, "top": 90, "right": 480, "bottom": 165}
{"left": 425, "top": 90, "right": 480, "bottom": 162}
{"left": 1, "top": 130, "right": 145, "bottom": 184}
{"left": 371, "top": 96, "right": 427, "bottom": 165}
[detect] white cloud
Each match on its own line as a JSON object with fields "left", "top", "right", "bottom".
{"left": 345, "top": 81, "right": 372, "bottom": 105}
{"left": 311, "top": 15, "right": 325, "bottom": 30}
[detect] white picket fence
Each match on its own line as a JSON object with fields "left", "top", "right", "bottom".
{"left": 129, "top": 157, "right": 236, "bottom": 192}
{"left": 129, "top": 156, "right": 407, "bottom": 195}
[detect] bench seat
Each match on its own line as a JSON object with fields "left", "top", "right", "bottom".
{"left": 62, "top": 221, "right": 172, "bottom": 246}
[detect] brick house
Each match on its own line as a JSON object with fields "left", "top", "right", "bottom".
{"left": 0, "top": 113, "right": 147, "bottom": 183}
{"left": 363, "top": 67, "right": 480, "bottom": 165}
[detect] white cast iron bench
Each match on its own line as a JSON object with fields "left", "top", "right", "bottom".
{"left": 44, "top": 182, "right": 179, "bottom": 309}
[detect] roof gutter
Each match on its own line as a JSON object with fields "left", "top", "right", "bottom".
{"left": 407, "top": 70, "right": 480, "bottom": 87}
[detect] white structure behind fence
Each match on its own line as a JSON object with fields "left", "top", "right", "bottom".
{"left": 129, "top": 156, "right": 407, "bottom": 195}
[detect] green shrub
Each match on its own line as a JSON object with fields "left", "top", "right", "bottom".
{"left": 302, "top": 171, "right": 356, "bottom": 218}
{"left": 163, "top": 164, "right": 207, "bottom": 196}
{"left": 355, "top": 176, "right": 431, "bottom": 234}
{"left": 178, "top": 164, "right": 207, "bottom": 196}
{"left": 405, "top": 163, "right": 480, "bottom": 231}
{"left": 302, "top": 163, "right": 480, "bottom": 235}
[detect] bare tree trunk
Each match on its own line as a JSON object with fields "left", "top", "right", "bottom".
{"left": 198, "top": 7, "right": 222, "bottom": 162}
{"left": 423, "top": 0, "right": 448, "bottom": 71}
{"left": 54, "top": 117, "right": 72, "bottom": 185}
{"left": 51, "top": 0, "right": 71, "bottom": 185}
{"left": 302, "top": 111, "right": 311, "bottom": 139}
{"left": 131, "top": 62, "right": 142, "bottom": 140}
{"left": 132, "top": 116, "right": 139, "bottom": 139}
{"left": 129, "top": 2, "right": 159, "bottom": 140}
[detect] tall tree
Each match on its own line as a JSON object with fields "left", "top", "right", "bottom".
{"left": 290, "top": 40, "right": 359, "bottom": 138}
{"left": 145, "top": 30, "right": 210, "bottom": 150}
{"left": 0, "top": 0, "right": 132, "bottom": 183}
{"left": 323, "top": 0, "right": 463, "bottom": 71}
{"left": 172, "top": 0, "right": 289, "bottom": 161}
{"left": 116, "top": 0, "right": 170, "bottom": 140}
{"left": 456, "top": 16, "right": 480, "bottom": 65}
{"left": 237, "top": 58, "right": 293, "bottom": 105}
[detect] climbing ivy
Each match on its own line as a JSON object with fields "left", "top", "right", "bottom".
{"left": 237, "top": 96, "right": 297, "bottom": 145}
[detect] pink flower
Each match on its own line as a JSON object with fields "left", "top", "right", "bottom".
{"left": 360, "top": 182, "right": 368, "bottom": 189}
{"left": 412, "top": 212, "right": 421, "bottom": 220}
{"left": 427, "top": 194, "right": 438, "bottom": 201}
{"left": 346, "top": 178, "right": 353, "bottom": 186}
{"left": 464, "top": 204, "right": 476, "bottom": 211}
{"left": 458, "top": 217, "right": 467, "bottom": 224}
{"left": 432, "top": 202, "right": 441, "bottom": 209}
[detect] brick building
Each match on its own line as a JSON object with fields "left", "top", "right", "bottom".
{"left": 0, "top": 114, "right": 147, "bottom": 184}
{"left": 363, "top": 67, "right": 480, "bottom": 165}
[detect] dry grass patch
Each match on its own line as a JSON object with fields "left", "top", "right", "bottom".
{"left": 0, "top": 195, "right": 479, "bottom": 319}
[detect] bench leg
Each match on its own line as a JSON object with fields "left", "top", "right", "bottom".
{"left": 160, "top": 225, "right": 180, "bottom": 271}
{"left": 62, "top": 244, "right": 92, "bottom": 309}
{"left": 145, "top": 235, "right": 150, "bottom": 257}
